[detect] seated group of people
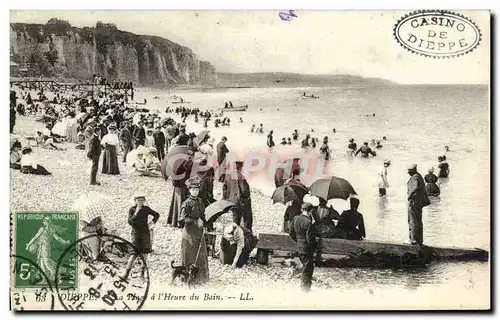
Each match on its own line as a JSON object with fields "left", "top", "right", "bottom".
{"left": 10, "top": 140, "right": 51, "bottom": 175}
{"left": 285, "top": 197, "right": 366, "bottom": 241}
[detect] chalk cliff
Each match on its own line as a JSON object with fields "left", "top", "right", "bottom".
{"left": 10, "top": 19, "right": 217, "bottom": 86}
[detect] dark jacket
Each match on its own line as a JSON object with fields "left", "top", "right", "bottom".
{"left": 176, "top": 132, "right": 190, "bottom": 146}
{"left": 289, "top": 214, "right": 317, "bottom": 254}
{"left": 222, "top": 172, "right": 251, "bottom": 206}
{"left": 128, "top": 205, "right": 160, "bottom": 231}
{"left": 119, "top": 127, "right": 132, "bottom": 146}
{"left": 283, "top": 200, "right": 302, "bottom": 233}
{"left": 407, "top": 172, "right": 427, "bottom": 208}
{"left": 87, "top": 134, "right": 102, "bottom": 161}
{"left": 337, "top": 210, "right": 366, "bottom": 240}
{"left": 355, "top": 145, "right": 376, "bottom": 157}
{"left": 312, "top": 205, "right": 340, "bottom": 237}
{"left": 217, "top": 141, "right": 229, "bottom": 165}
{"left": 133, "top": 126, "right": 146, "bottom": 143}
{"left": 153, "top": 131, "right": 166, "bottom": 147}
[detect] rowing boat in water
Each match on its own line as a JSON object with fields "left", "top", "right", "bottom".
{"left": 218, "top": 105, "right": 248, "bottom": 112}
{"left": 255, "top": 233, "right": 488, "bottom": 268}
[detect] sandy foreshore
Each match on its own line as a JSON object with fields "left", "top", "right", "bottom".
{"left": 10, "top": 114, "right": 326, "bottom": 293}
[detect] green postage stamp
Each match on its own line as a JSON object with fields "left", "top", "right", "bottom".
{"left": 13, "top": 212, "right": 79, "bottom": 289}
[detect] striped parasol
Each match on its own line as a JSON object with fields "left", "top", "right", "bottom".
{"left": 71, "top": 192, "right": 115, "bottom": 260}
{"left": 71, "top": 191, "right": 114, "bottom": 226}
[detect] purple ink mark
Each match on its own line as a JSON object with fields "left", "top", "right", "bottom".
{"left": 279, "top": 10, "right": 297, "bottom": 21}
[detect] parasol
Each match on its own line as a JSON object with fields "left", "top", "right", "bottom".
{"left": 205, "top": 200, "right": 237, "bottom": 224}
{"left": 271, "top": 183, "right": 309, "bottom": 205}
{"left": 309, "top": 176, "right": 357, "bottom": 201}
{"left": 160, "top": 145, "right": 193, "bottom": 180}
{"left": 71, "top": 192, "right": 114, "bottom": 260}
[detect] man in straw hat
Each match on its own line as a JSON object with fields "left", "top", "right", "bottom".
{"left": 377, "top": 159, "right": 391, "bottom": 197}
{"left": 123, "top": 192, "right": 160, "bottom": 279}
{"left": 289, "top": 202, "right": 317, "bottom": 292}
{"left": 407, "top": 163, "right": 428, "bottom": 245}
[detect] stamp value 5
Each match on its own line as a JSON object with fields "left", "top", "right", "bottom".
{"left": 14, "top": 212, "right": 79, "bottom": 289}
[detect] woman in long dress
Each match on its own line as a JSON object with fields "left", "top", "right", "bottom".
{"left": 101, "top": 124, "right": 120, "bottom": 175}
{"left": 25, "top": 216, "right": 70, "bottom": 283}
{"left": 179, "top": 179, "right": 209, "bottom": 284}
{"left": 167, "top": 151, "right": 193, "bottom": 228}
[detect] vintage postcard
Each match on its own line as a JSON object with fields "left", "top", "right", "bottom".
{"left": 9, "top": 10, "right": 490, "bottom": 310}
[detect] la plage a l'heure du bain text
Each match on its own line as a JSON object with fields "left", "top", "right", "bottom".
{"left": 149, "top": 292, "right": 254, "bottom": 301}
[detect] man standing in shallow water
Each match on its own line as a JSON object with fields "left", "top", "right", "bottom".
{"left": 407, "top": 164, "right": 427, "bottom": 245}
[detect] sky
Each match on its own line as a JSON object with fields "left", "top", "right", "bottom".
{"left": 9, "top": 10, "right": 490, "bottom": 84}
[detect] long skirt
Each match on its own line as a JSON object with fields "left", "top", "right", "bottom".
{"left": 181, "top": 220, "right": 209, "bottom": 284}
{"left": 168, "top": 186, "right": 189, "bottom": 228}
{"left": 102, "top": 145, "right": 120, "bottom": 175}
{"left": 68, "top": 124, "right": 79, "bottom": 143}
{"left": 21, "top": 165, "right": 51, "bottom": 175}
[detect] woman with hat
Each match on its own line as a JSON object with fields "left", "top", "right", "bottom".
{"left": 377, "top": 159, "right": 391, "bottom": 196}
{"left": 20, "top": 147, "right": 51, "bottom": 175}
{"left": 123, "top": 193, "right": 160, "bottom": 279}
{"left": 179, "top": 179, "right": 209, "bottom": 284}
{"left": 10, "top": 140, "right": 22, "bottom": 170}
{"left": 101, "top": 124, "right": 120, "bottom": 175}
{"left": 220, "top": 221, "right": 257, "bottom": 268}
{"left": 168, "top": 150, "right": 194, "bottom": 228}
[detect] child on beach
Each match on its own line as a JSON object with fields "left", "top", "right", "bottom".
{"left": 145, "top": 129, "right": 155, "bottom": 148}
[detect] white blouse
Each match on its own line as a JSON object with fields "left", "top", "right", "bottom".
{"left": 21, "top": 154, "right": 38, "bottom": 168}
{"left": 101, "top": 133, "right": 120, "bottom": 146}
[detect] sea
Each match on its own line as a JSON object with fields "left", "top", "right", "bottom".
{"left": 135, "top": 84, "right": 490, "bottom": 308}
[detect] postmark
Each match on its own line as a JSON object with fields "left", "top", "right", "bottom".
{"left": 11, "top": 255, "right": 55, "bottom": 310}
{"left": 14, "top": 212, "right": 79, "bottom": 289}
{"left": 394, "top": 10, "right": 482, "bottom": 58}
{"left": 55, "top": 234, "right": 150, "bottom": 311}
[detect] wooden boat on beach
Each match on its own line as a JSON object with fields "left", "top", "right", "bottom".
{"left": 254, "top": 233, "right": 489, "bottom": 268}
{"left": 170, "top": 101, "right": 191, "bottom": 104}
{"left": 218, "top": 105, "right": 248, "bottom": 112}
{"left": 301, "top": 95, "right": 320, "bottom": 99}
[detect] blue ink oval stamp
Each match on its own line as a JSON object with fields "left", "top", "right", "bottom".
{"left": 394, "top": 10, "right": 482, "bottom": 58}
